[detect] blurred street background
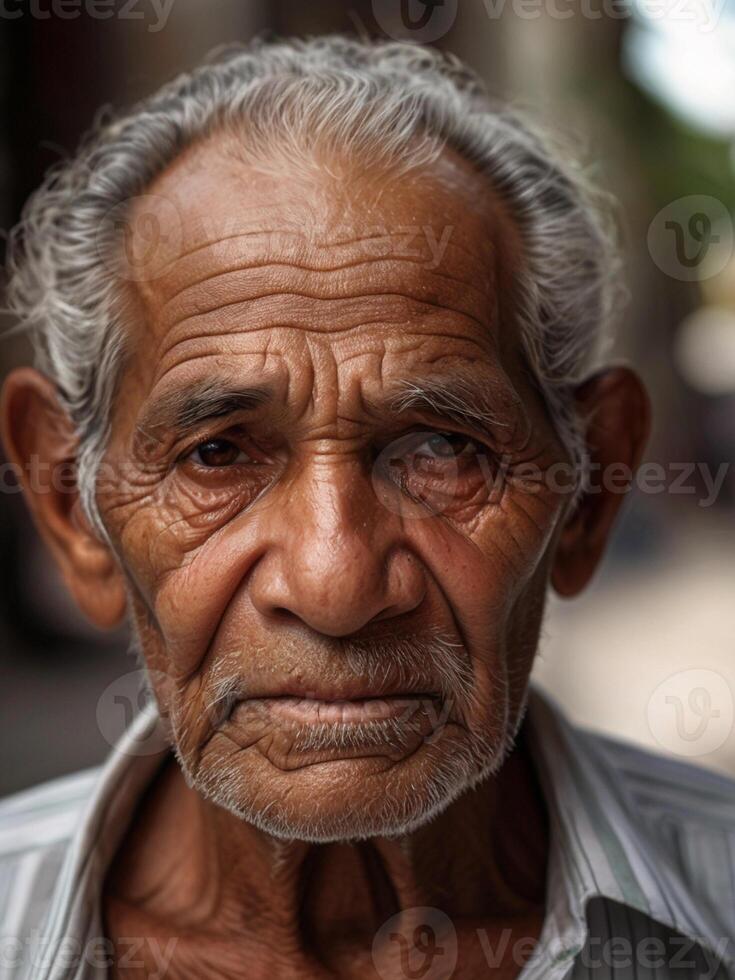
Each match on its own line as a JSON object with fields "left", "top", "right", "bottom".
{"left": 1, "top": 0, "right": 734, "bottom": 794}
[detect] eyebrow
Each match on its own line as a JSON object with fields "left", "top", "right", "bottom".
{"left": 134, "top": 379, "right": 274, "bottom": 452}
{"left": 381, "top": 373, "right": 517, "bottom": 444}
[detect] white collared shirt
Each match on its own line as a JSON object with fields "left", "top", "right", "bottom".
{"left": 1, "top": 687, "right": 734, "bottom": 979}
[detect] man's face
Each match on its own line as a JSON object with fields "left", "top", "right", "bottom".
{"left": 97, "top": 136, "right": 572, "bottom": 841}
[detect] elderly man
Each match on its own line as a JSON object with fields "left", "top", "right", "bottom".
{"left": 0, "top": 35, "right": 733, "bottom": 980}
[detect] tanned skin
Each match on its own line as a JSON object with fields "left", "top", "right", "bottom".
{"left": 1, "top": 133, "right": 650, "bottom": 978}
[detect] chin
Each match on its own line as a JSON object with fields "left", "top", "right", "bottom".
{"left": 177, "top": 731, "right": 513, "bottom": 843}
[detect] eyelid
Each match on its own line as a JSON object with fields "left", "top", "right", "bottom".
{"left": 417, "top": 433, "right": 488, "bottom": 461}
{"left": 172, "top": 424, "right": 256, "bottom": 466}
{"left": 389, "top": 426, "right": 490, "bottom": 452}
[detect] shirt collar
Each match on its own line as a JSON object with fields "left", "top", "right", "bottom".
{"left": 525, "top": 685, "right": 735, "bottom": 976}
{"left": 31, "top": 702, "right": 168, "bottom": 980}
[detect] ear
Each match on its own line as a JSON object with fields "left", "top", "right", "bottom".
{"left": 551, "top": 366, "right": 651, "bottom": 598}
{"left": 1, "top": 367, "right": 127, "bottom": 628}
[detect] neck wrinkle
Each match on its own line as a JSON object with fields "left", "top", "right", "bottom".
{"left": 106, "top": 721, "right": 549, "bottom": 965}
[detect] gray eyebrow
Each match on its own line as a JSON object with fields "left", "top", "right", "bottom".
{"left": 134, "top": 378, "right": 274, "bottom": 450}
{"left": 384, "top": 374, "right": 515, "bottom": 443}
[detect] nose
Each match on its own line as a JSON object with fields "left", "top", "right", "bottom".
{"left": 248, "top": 458, "right": 426, "bottom": 637}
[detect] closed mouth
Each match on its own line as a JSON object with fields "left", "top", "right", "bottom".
{"left": 245, "top": 693, "right": 437, "bottom": 724}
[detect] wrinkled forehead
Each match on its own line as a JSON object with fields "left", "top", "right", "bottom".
{"left": 115, "top": 134, "right": 529, "bottom": 421}
{"left": 126, "top": 132, "right": 521, "bottom": 327}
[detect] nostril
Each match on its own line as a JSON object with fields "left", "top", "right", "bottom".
{"left": 268, "top": 606, "right": 313, "bottom": 629}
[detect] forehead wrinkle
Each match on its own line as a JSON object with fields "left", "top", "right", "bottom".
{"left": 147, "top": 305, "right": 499, "bottom": 393}
{"left": 155, "top": 293, "right": 494, "bottom": 348}
{"left": 134, "top": 207, "right": 499, "bottom": 326}
{"left": 149, "top": 201, "right": 495, "bottom": 282}
{"left": 131, "top": 129, "right": 511, "bottom": 304}
{"left": 151, "top": 216, "right": 497, "bottom": 283}
{"left": 150, "top": 233, "right": 495, "bottom": 325}
{"left": 158, "top": 225, "right": 468, "bottom": 289}
{"left": 160, "top": 252, "right": 494, "bottom": 316}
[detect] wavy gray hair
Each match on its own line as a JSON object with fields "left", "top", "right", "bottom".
{"left": 5, "top": 35, "right": 622, "bottom": 538}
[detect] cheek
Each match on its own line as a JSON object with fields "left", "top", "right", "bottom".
{"left": 106, "top": 503, "right": 266, "bottom": 692}
{"left": 413, "top": 483, "right": 563, "bottom": 638}
{"left": 121, "top": 515, "right": 267, "bottom": 759}
{"left": 152, "top": 516, "right": 266, "bottom": 681}
{"left": 101, "top": 459, "right": 273, "bottom": 676}
{"left": 409, "top": 485, "right": 563, "bottom": 721}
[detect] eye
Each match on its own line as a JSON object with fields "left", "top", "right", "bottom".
{"left": 416, "top": 432, "right": 480, "bottom": 459}
{"left": 189, "top": 438, "right": 251, "bottom": 468}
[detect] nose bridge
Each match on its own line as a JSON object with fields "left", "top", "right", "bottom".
{"left": 309, "top": 453, "right": 377, "bottom": 541}
{"left": 287, "top": 454, "right": 386, "bottom": 597}
{"left": 251, "top": 452, "right": 424, "bottom": 636}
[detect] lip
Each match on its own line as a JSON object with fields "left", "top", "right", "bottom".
{"left": 248, "top": 693, "right": 435, "bottom": 725}
{"left": 236, "top": 676, "right": 438, "bottom": 703}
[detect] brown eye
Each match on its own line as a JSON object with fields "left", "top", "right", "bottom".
{"left": 419, "top": 432, "right": 478, "bottom": 459}
{"left": 190, "top": 439, "right": 249, "bottom": 467}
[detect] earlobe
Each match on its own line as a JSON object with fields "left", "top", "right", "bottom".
{"left": 64, "top": 499, "right": 129, "bottom": 628}
{"left": 551, "top": 366, "right": 651, "bottom": 598}
{"left": 0, "top": 367, "right": 127, "bottom": 629}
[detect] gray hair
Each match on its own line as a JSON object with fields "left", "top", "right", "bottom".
{"left": 5, "top": 35, "right": 622, "bottom": 537}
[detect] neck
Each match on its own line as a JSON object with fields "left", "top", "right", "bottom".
{"left": 104, "top": 724, "right": 548, "bottom": 974}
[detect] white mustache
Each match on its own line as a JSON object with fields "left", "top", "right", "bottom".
{"left": 203, "top": 626, "right": 475, "bottom": 730}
